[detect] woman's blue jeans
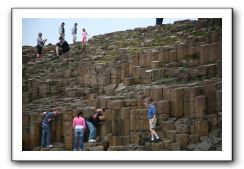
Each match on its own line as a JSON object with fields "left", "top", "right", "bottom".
{"left": 73, "top": 128, "right": 84, "bottom": 150}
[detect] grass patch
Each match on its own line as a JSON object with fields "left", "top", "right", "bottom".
{"left": 95, "top": 50, "right": 118, "bottom": 64}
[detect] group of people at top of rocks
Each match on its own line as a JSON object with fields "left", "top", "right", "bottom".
{"left": 40, "top": 99, "right": 161, "bottom": 151}
{"left": 36, "top": 22, "right": 89, "bottom": 58}
{"left": 36, "top": 19, "right": 163, "bottom": 58}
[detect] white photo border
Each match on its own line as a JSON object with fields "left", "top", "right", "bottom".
{"left": 12, "top": 8, "right": 232, "bottom": 161}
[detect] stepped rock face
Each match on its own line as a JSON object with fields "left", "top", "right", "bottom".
{"left": 22, "top": 18, "right": 222, "bottom": 151}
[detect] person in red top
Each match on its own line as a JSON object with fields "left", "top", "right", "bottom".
{"left": 72, "top": 111, "right": 86, "bottom": 151}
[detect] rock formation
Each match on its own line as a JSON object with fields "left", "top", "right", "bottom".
{"left": 22, "top": 18, "right": 222, "bottom": 151}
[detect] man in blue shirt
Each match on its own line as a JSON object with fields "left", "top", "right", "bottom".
{"left": 40, "top": 110, "right": 58, "bottom": 148}
{"left": 144, "top": 101, "right": 160, "bottom": 142}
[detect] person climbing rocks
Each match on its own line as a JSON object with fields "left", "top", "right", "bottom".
{"left": 85, "top": 108, "right": 105, "bottom": 143}
{"left": 156, "top": 18, "right": 164, "bottom": 25}
{"left": 82, "top": 28, "right": 88, "bottom": 45}
{"left": 72, "top": 111, "right": 86, "bottom": 151}
{"left": 72, "top": 23, "right": 78, "bottom": 44}
{"left": 59, "top": 22, "right": 65, "bottom": 39}
{"left": 144, "top": 100, "right": 160, "bottom": 142}
{"left": 36, "top": 32, "right": 47, "bottom": 58}
{"left": 40, "top": 110, "right": 59, "bottom": 148}
{"left": 55, "top": 36, "right": 70, "bottom": 57}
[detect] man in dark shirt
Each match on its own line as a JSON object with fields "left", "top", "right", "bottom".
{"left": 55, "top": 36, "right": 70, "bottom": 56}
{"left": 85, "top": 108, "right": 105, "bottom": 143}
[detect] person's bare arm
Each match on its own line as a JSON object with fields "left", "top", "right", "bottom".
{"left": 151, "top": 114, "right": 156, "bottom": 124}
{"left": 40, "top": 112, "right": 46, "bottom": 115}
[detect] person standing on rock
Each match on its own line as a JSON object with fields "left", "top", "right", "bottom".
{"left": 55, "top": 36, "right": 70, "bottom": 57}
{"left": 72, "top": 23, "right": 78, "bottom": 44}
{"left": 72, "top": 111, "right": 86, "bottom": 151}
{"left": 82, "top": 28, "right": 88, "bottom": 45}
{"left": 85, "top": 108, "right": 105, "bottom": 143}
{"left": 36, "top": 32, "right": 47, "bottom": 58}
{"left": 144, "top": 100, "right": 160, "bottom": 142}
{"left": 156, "top": 18, "right": 164, "bottom": 25}
{"left": 59, "top": 22, "right": 65, "bottom": 39}
{"left": 40, "top": 110, "right": 58, "bottom": 148}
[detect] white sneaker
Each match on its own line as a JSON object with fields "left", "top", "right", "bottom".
{"left": 88, "top": 139, "right": 96, "bottom": 143}
{"left": 46, "top": 145, "right": 53, "bottom": 148}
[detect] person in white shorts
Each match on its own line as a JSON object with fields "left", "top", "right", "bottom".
{"left": 144, "top": 100, "right": 160, "bottom": 142}
{"left": 72, "top": 23, "right": 78, "bottom": 43}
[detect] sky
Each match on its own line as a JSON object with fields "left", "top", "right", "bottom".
{"left": 22, "top": 18, "right": 196, "bottom": 46}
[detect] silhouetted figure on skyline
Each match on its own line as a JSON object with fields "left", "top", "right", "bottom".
{"left": 156, "top": 18, "right": 164, "bottom": 25}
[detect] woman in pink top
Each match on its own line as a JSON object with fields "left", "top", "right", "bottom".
{"left": 72, "top": 111, "right": 86, "bottom": 151}
{"left": 82, "top": 28, "right": 88, "bottom": 45}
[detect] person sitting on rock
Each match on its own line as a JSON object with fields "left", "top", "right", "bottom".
{"left": 36, "top": 32, "right": 47, "bottom": 58}
{"left": 85, "top": 108, "right": 105, "bottom": 143}
{"left": 40, "top": 110, "right": 59, "bottom": 148}
{"left": 55, "top": 36, "right": 70, "bottom": 57}
{"left": 144, "top": 100, "right": 160, "bottom": 142}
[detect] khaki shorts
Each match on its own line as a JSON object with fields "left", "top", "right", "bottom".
{"left": 149, "top": 118, "right": 157, "bottom": 129}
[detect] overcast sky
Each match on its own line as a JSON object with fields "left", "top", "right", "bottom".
{"left": 22, "top": 18, "right": 196, "bottom": 46}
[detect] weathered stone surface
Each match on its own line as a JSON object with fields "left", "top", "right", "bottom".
{"left": 124, "top": 99, "right": 137, "bottom": 107}
{"left": 204, "top": 84, "right": 217, "bottom": 114}
{"left": 175, "top": 134, "right": 189, "bottom": 150}
{"left": 189, "top": 135, "right": 200, "bottom": 144}
{"left": 175, "top": 123, "right": 190, "bottom": 134}
{"left": 176, "top": 43, "right": 188, "bottom": 61}
{"left": 216, "top": 60, "right": 222, "bottom": 78}
{"left": 150, "top": 87, "right": 163, "bottom": 102}
{"left": 157, "top": 100, "right": 170, "bottom": 115}
{"left": 194, "top": 95, "right": 206, "bottom": 118}
{"left": 104, "top": 84, "right": 117, "bottom": 95}
{"left": 200, "top": 44, "right": 210, "bottom": 64}
{"left": 192, "top": 120, "right": 209, "bottom": 136}
{"left": 216, "top": 90, "right": 222, "bottom": 112}
{"left": 22, "top": 19, "right": 222, "bottom": 151}
{"left": 209, "top": 42, "right": 221, "bottom": 63}
{"left": 109, "top": 100, "right": 124, "bottom": 110}
{"left": 169, "top": 50, "right": 177, "bottom": 62}
{"left": 170, "top": 88, "right": 184, "bottom": 118}
{"left": 170, "top": 143, "right": 181, "bottom": 151}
